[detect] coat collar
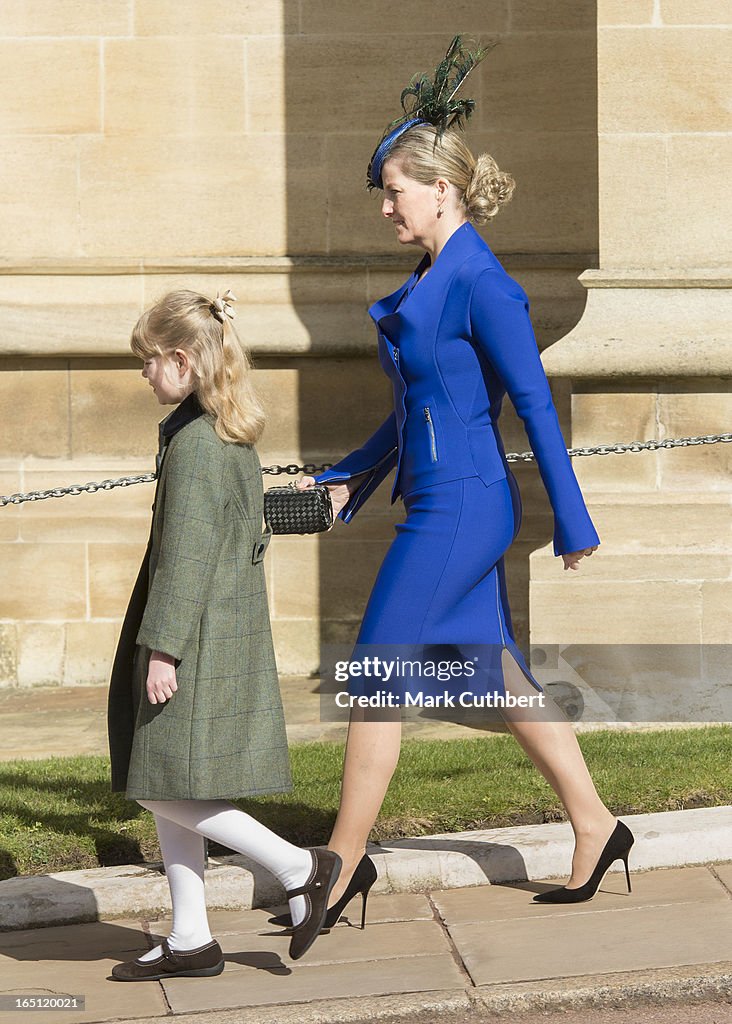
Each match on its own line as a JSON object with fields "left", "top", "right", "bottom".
{"left": 368, "top": 222, "right": 489, "bottom": 325}
{"left": 157, "top": 391, "right": 205, "bottom": 466}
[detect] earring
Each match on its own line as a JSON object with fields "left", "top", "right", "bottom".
{"left": 437, "top": 204, "right": 444, "bottom": 218}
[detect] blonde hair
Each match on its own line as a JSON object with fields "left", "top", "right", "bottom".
{"left": 385, "top": 125, "right": 515, "bottom": 224}
{"left": 131, "top": 289, "right": 265, "bottom": 445}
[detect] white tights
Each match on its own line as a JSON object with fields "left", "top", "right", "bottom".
{"left": 136, "top": 799, "right": 313, "bottom": 960}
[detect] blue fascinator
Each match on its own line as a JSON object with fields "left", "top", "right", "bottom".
{"left": 366, "top": 35, "right": 496, "bottom": 190}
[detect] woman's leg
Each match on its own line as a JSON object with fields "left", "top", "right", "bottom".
{"left": 138, "top": 799, "right": 314, "bottom": 926}
{"left": 137, "top": 811, "right": 213, "bottom": 961}
{"left": 326, "top": 708, "right": 402, "bottom": 905}
{"left": 499, "top": 649, "right": 617, "bottom": 887}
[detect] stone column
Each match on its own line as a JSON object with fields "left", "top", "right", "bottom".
{"left": 531, "top": 0, "right": 732, "bottom": 723}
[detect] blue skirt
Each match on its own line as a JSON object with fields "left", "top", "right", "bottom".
{"left": 349, "top": 472, "right": 544, "bottom": 706}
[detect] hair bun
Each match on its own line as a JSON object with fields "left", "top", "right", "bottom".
{"left": 463, "top": 153, "right": 515, "bottom": 224}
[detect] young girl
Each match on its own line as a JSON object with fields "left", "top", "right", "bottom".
{"left": 107, "top": 289, "right": 340, "bottom": 980}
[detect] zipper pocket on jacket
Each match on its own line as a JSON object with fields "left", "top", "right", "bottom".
{"left": 423, "top": 406, "right": 438, "bottom": 463}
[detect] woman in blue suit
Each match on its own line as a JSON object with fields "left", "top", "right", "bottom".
{"left": 296, "top": 51, "right": 634, "bottom": 921}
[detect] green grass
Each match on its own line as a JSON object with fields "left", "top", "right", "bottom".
{"left": 0, "top": 727, "right": 730, "bottom": 880}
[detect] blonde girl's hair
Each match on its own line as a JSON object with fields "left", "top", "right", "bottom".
{"left": 384, "top": 124, "right": 515, "bottom": 224}
{"left": 130, "top": 289, "right": 265, "bottom": 445}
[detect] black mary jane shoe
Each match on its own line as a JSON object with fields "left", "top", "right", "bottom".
{"left": 287, "top": 847, "right": 342, "bottom": 961}
{"left": 270, "top": 853, "right": 377, "bottom": 931}
{"left": 111, "top": 937, "right": 225, "bottom": 981}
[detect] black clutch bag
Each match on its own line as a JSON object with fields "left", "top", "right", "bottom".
{"left": 263, "top": 482, "right": 334, "bottom": 535}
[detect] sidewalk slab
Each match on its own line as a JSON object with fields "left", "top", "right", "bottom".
{"left": 0, "top": 868, "right": 730, "bottom": 1024}
{"left": 1, "top": 807, "right": 730, "bottom": 932}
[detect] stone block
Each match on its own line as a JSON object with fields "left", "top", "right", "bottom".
{"left": 78, "top": 135, "right": 327, "bottom": 257}
{"left": 0, "top": 543, "right": 86, "bottom": 619}
{"left": 600, "top": 136, "right": 732, "bottom": 269}
{"left": 134, "top": 0, "right": 284, "bottom": 35}
{"left": 661, "top": 0, "right": 732, "bottom": 23}
{"left": 701, "top": 582, "right": 732, "bottom": 643}
{"left": 248, "top": 36, "right": 456, "bottom": 135}
{"left": 512, "top": 0, "right": 596, "bottom": 30}
{"left": 666, "top": 134, "right": 732, "bottom": 268}
{"left": 530, "top": 579, "right": 702, "bottom": 643}
{"left": 475, "top": 31, "right": 597, "bottom": 133}
{"left": 571, "top": 390, "right": 659, "bottom": 490}
{"left": 88, "top": 542, "right": 147, "bottom": 618}
{"left": 65, "top": 621, "right": 120, "bottom": 686}
{"left": 0, "top": 362, "right": 70, "bottom": 458}
{"left": 0, "top": 1, "right": 132, "bottom": 35}
{"left": 320, "top": 538, "right": 390, "bottom": 620}
{"left": 0, "top": 274, "right": 143, "bottom": 357}
{"left": 325, "top": 132, "right": 394, "bottom": 253}
{"left": 0, "top": 624, "right": 17, "bottom": 687}
{"left": 599, "top": 0, "right": 655, "bottom": 24}
{"left": 19, "top": 459, "right": 155, "bottom": 541}
{"left": 0, "top": 469, "right": 21, "bottom": 541}
{"left": 598, "top": 135, "right": 668, "bottom": 269}
{"left": 0, "top": 41, "right": 100, "bottom": 134}
{"left": 300, "top": 1, "right": 508, "bottom": 34}
{"left": 270, "top": 618, "right": 319, "bottom": 675}
{"left": 599, "top": 27, "right": 732, "bottom": 133}
{"left": 563, "top": 495, "right": 732, "bottom": 553}
{"left": 69, "top": 363, "right": 164, "bottom": 459}
{"left": 268, "top": 534, "right": 320, "bottom": 619}
{"left": 467, "top": 130, "right": 598, "bottom": 255}
{"left": 293, "top": 356, "right": 394, "bottom": 455}
{"left": 658, "top": 387, "right": 732, "bottom": 489}
{"left": 0, "top": 139, "right": 79, "bottom": 261}
{"left": 16, "top": 623, "right": 65, "bottom": 687}
{"left": 104, "top": 38, "right": 245, "bottom": 136}
{"left": 531, "top": 549, "right": 731, "bottom": 582}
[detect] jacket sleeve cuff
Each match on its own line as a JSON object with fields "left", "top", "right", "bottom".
{"left": 553, "top": 519, "right": 601, "bottom": 557}
{"left": 314, "top": 446, "right": 397, "bottom": 523}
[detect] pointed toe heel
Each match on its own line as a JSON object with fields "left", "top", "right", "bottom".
{"left": 532, "top": 819, "right": 635, "bottom": 905}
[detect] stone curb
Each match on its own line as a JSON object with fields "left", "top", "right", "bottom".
{"left": 1, "top": 806, "right": 730, "bottom": 931}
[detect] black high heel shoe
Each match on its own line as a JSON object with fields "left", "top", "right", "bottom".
{"left": 270, "top": 853, "right": 377, "bottom": 931}
{"left": 532, "top": 819, "right": 634, "bottom": 904}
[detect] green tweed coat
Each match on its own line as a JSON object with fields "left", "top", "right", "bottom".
{"left": 107, "top": 395, "right": 292, "bottom": 801}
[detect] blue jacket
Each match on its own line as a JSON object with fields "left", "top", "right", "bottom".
{"left": 314, "top": 222, "right": 600, "bottom": 557}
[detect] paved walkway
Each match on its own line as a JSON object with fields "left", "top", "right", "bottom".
{"left": 1, "top": 864, "right": 731, "bottom": 1023}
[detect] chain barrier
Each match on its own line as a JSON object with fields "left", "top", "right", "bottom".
{"left": 0, "top": 433, "right": 730, "bottom": 508}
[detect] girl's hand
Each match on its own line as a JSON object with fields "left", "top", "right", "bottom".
{"left": 146, "top": 650, "right": 178, "bottom": 704}
{"left": 561, "top": 546, "right": 598, "bottom": 572}
{"left": 297, "top": 474, "right": 367, "bottom": 519}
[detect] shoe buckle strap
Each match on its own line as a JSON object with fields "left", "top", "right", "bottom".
{"left": 286, "top": 878, "right": 323, "bottom": 899}
{"left": 160, "top": 937, "right": 184, "bottom": 967}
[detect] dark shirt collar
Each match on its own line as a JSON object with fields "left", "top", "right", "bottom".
{"left": 160, "top": 391, "right": 205, "bottom": 441}
{"left": 156, "top": 392, "right": 205, "bottom": 471}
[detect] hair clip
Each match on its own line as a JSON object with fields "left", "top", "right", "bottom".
{"left": 210, "top": 289, "right": 237, "bottom": 323}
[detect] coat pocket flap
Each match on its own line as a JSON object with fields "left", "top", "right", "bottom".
{"left": 252, "top": 525, "right": 273, "bottom": 564}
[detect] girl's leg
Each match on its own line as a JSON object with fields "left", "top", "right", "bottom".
{"left": 137, "top": 811, "right": 213, "bottom": 962}
{"left": 138, "top": 799, "right": 314, "bottom": 926}
{"left": 326, "top": 707, "right": 402, "bottom": 906}
{"left": 499, "top": 649, "right": 617, "bottom": 887}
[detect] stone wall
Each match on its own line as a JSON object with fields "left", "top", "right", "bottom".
{"left": 3, "top": 1, "right": 725, "bottom": 689}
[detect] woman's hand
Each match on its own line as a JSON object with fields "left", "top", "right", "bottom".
{"left": 146, "top": 650, "right": 178, "bottom": 704}
{"left": 297, "top": 474, "right": 367, "bottom": 519}
{"left": 561, "top": 546, "right": 598, "bottom": 572}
